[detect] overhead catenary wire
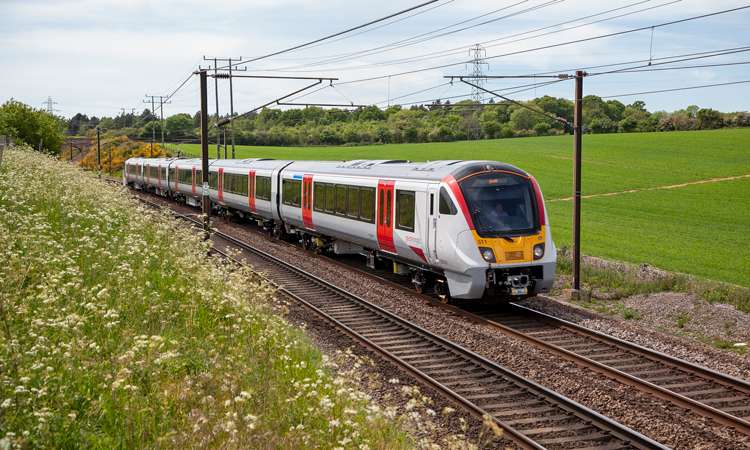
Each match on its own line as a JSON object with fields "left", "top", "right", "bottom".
{"left": 217, "top": 0, "right": 441, "bottom": 71}
{"left": 260, "top": 0, "right": 675, "bottom": 74}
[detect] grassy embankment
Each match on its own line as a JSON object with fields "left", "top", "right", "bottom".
{"left": 176, "top": 129, "right": 750, "bottom": 309}
{"left": 1, "top": 146, "right": 474, "bottom": 449}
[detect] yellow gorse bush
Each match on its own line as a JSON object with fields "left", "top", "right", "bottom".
{"left": 78, "top": 137, "right": 171, "bottom": 173}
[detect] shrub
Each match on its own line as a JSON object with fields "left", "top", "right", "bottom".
{"left": 533, "top": 122, "right": 551, "bottom": 135}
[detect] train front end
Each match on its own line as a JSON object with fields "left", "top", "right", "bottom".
{"left": 443, "top": 163, "right": 556, "bottom": 301}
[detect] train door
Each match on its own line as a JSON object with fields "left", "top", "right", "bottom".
{"left": 218, "top": 168, "right": 224, "bottom": 204}
{"left": 191, "top": 167, "right": 196, "bottom": 197}
{"left": 377, "top": 180, "right": 396, "bottom": 254}
{"left": 146, "top": 164, "right": 150, "bottom": 184}
{"left": 174, "top": 165, "right": 179, "bottom": 192}
{"left": 426, "top": 184, "right": 439, "bottom": 264}
{"left": 158, "top": 164, "right": 162, "bottom": 188}
{"left": 248, "top": 170, "right": 256, "bottom": 213}
{"left": 302, "top": 174, "right": 314, "bottom": 230}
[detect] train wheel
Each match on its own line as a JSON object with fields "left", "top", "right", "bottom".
{"left": 273, "top": 224, "right": 283, "bottom": 240}
{"left": 435, "top": 279, "right": 451, "bottom": 304}
{"left": 411, "top": 270, "right": 426, "bottom": 294}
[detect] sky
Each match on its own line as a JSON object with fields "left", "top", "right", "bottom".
{"left": 1, "top": 0, "right": 748, "bottom": 121}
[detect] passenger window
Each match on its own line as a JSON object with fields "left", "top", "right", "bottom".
{"left": 396, "top": 190, "right": 415, "bottom": 232}
{"left": 347, "top": 187, "right": 359, "bottom": 218}
{"left": 335, "top": 185, "right": 346, "bottom": 216}
{"left": 292, "top": 180, "right": 301, "bottom": 207}
{"left": 360, "top": 188, "right": 374, "bottom": 222}
{"left": 439, "top": 187, "right": 457, "bottom": 215}
{"left": 325, "top": 185, "right": 335, "bottom": 213}
{"left": 314, "top": 183, "right": 325, "bottom": 211}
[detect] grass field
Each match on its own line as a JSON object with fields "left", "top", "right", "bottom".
{"left": 173, "top": 129, "right": 750, "bottom": 287}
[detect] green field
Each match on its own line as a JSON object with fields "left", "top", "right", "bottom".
{"left": 173, "top": 129, "right": 750, "bottom": 287}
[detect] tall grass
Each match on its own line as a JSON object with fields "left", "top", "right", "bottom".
{"left": 0, "top": 147, "right": 426, "bottom": 449}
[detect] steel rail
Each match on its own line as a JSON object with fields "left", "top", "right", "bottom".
{"left": 125, "top": 187, "right": 750, "bottom": 438}
{"left": 206, "top": 229, "right": 667, "bottom": 450}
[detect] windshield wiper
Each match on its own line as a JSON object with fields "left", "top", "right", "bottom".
{"left": 470, "top": 200, "right": 493, "bottom": 231}
{"left": 498, "top": 236, "right": 516, "bottom": 242}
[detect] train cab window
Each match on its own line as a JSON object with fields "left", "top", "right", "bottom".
{"left": 256, "top": 176, "right": 271, "bottom": 200}
{"left": 325, "top": 185, "right": 335, "bottom": 213}
{"left": 396, "top": 190, "right": 415, "bottom": 232}
{"left": 209, "top": 171, "right": 218, "bottom": 190}
{"left": 439, "top": 187, "right": 458, "bottom": 215}
{"left": 360, "top": 188, "right": 374, "bottom": 223}
{"left": 313, "top": 183, "right": 325, "bottom": 211}
{"left": 335, "top": 185, "right": 346, "bottom": 216}
{"left": 346, "top": 187, "right": 359, "bottom": 219}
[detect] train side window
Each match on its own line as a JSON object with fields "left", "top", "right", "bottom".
{"left": 439, "top": 187, "right": 457, "bottom": 215}
{"left": 314, "top": 183, "right": 325, "bottom": 211}
{"left": 396, "top": 190, "right": 415, "bottom": 232}
{"left": 196, "top": 170, "right": 202, "bottom": 185}
{"left": 360, "top": 188, "right": 374, "bottom": 223}
{"left": 223, "top": 172, "right": 230, "bottom": 193}
{"left": 379, "top": 189, "right": 384, "bottom": 226}
{"left": 209, "top": 171, "right": 218, "bottom": 190}
{"left": 282, "top": 179, "right": 301, "bottom": 207}
{"left": 325, "top": 184, "right": 335, "bottom": 213}
{"left": 386, "top": 190, "right": 392, "bottom": 227}
{"left": 335, "top": 185, "right": 346, "bottom": 216}
{"left": 347, "top": 187, "right": 359, "bottom": 219}
{"left": 292, "top": 180, "right": 301, "bottom": 207}
{"left": 236, "top": 174, "right": 248, "bottom": 196}
{"left": 256, "top": 176, "right": 271, "bottom": 200}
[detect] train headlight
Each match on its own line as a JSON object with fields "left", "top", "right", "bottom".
{"left": 479, "top": 247, "right": 496, "bottom": 263}
{"left": 533, "top": 243, "right": 545, "bottom": 260}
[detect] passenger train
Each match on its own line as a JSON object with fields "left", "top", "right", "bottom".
{"left": 124, "top": 156, "right": 556, "bottom": 302}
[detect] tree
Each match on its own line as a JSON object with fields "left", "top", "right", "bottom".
{"left": 0, "top": 99, "right": 64, "bottom": 154}
{"left": 618, "top": 116, "right": 638, "bottom": 133}
{"left": 509, "top": 106, "right": 547, "bottom": 131}
{"left": 165, "top": 113, "right": 195, "bottom": 138}
{"left": 482, "top": 121, "right": 502, "bottom": 139}
{"left": 359, "top": 105, "right": 386, "bottom": 122}
{"left": 697, "top": 108, "right": 723, "bottom": 130}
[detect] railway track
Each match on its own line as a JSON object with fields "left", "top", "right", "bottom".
{"left": 130, "top": 194, "right": 665, "bottom": 449}
{"left": 126, "top": 186, "right": 750, "bottom": 446}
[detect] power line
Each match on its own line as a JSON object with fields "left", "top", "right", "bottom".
{"left": 600, "top": 79, "right": 750, "bottom": 99}
{"left": 220, "top": 0, "right": 440, "bottom": 70}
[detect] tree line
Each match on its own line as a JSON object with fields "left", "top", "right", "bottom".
{"left": 1, "top": 96, "right": 747, "bottom": 157}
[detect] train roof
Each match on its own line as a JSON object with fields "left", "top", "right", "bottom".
{"left": 126, "top": 157, "right": 530, "bottom": 181}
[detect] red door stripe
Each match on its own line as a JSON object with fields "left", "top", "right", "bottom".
{"left": 302, "top": 174, "right": 315, "bottom": 230}
{"left": 248, "top": 171, "right": 256, "bottom": 213}
{"left": 218, "top": 168, "right": 224, "bottom": 204}
{"left": 191, "top": 167, "right": 196, "bottom": 197}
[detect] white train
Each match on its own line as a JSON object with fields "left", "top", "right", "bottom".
{"left": 124, "top": 156, "right": 556, "bottom": 302}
